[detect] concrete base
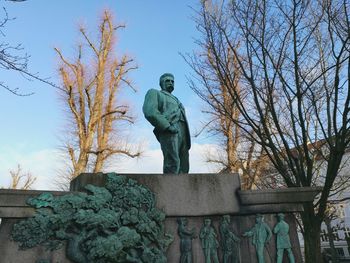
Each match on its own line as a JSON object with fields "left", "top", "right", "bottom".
{"left": 70, "top": 173, "right": 242, "bottom": 216}
{"left": 70, "top": 173, "right": 303, "bottom": 263}
{"left": 165, "top": 214, "right": 302, "bottom": 263}
{"left": 0, "top": 219, "right": 72, "bottom": 263}
{"left": 0, "top": 173, "right": 311, "bottom": 263}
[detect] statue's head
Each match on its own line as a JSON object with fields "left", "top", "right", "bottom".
{"left": 177, "top": 217, "right": 188, "bottom": 226}
{"left": 277, "top": 213, "right": 285, "bottom": 221}
{"left": 223, "top": 215, "right": 231, "bottom": 223}
{"left": 204, "top": 218, "right": 211, "bottom": 226}
{"left": 159, "top": 73, "right": 174, "bottom": 93}
{"left": 256, "top": 214, "right": 263, "bottom": 223}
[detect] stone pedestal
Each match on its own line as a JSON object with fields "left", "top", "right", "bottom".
{"left": 0, "top": 173, "right": 320, "bottom": 262}
{"left": 0, "top": 218, "right": 72, "bottom": 263}
{"left": 70, "top": 173, "right": 306, "bottom": 263}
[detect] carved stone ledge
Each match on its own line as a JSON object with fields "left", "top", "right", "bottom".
{"left": 237, "top": 187, "right": 322, "bottom": 205}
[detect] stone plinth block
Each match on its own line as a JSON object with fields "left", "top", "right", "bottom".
{"left": 0, "top": 173, "right": 312, "bottom": 262}
{"left": 0, "top": 189, "right": 70, "bottom": 218}
{"left": 71, "top": 173, "right": 241, "bottom": 216}
{"left": 70, "top": 173, "right": 304, "bottom": 263}
{"left": 0, "top": 218, "right": 72, "bottom": 263}
{"left": 238, "top": 187, "right": 322, "bottom": 205}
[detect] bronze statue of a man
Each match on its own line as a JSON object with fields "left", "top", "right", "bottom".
{"left": 143, "top": 73, "right": 191, "bottom": 174}
{"left": 273, "top": 213, "right": 295, "bottom": 263}
{"left": 220, "top": 215, "right": 240, "bottom": 263}
{"left": 177, "top": 217, "right": 196, "bottom": 263}
{"left": 242, "top": 214, "right": 272, "bottom": 263}
{"left": 199, "top": 218, "right": 220, "bottom": 263}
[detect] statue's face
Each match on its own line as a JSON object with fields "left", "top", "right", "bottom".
{"left": 161, "top": 76, "right": 174, "bottom": 93}
{"left": 256, "top": 217, "right": 263, "bottom": 224}
{"left": 204, "top": 219, "right": 211, "bottom": 226}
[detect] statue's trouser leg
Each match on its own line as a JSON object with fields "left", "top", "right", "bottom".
{"left": 223, "top": 251, "right": 232, "bottom": 263}
{"left": 223, "top": 252, "right": 228, "bottom": 263}
{"left": 159, "top": 130, "right": 180, "bottom": 173}
{"left": 287, "top": 248, "right": 295, "bottom": 263}
{"left": 204, "top": 249, "right": 211, "bottom": 263}
{"left": 178, "top": 121, "right": 189, "bottom": 173}
{"left": 211, "top": 249, "right": 220, "bottom": 263}
{"left": 180, "top": 253, "right": 191, "bottom": 263}
{"left": 234, "top": 246, "right": 240, "bottom": 263}
{"left": 277, "top": 248, "right": 283, "bottom": 263}
{"left": 256, "top": 244, "right": 264, "bottom": 263}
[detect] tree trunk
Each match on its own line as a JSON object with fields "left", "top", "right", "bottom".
{"left": 93, "top": 152, "right": 104, "bottom": 173}
{"left": 325, "top": 217, "right": 339, "bottom": 263}
{"left": 302, "top": 205, "right": 323, "bottom": 263}
{"left": 72, "top": 152, "right": 89, "bottom": 179}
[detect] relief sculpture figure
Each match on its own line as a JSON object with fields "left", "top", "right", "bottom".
{"left": 273, "top": 213, "right": 295, "bottom": 263}
{"left": 143, "top": 73, "right": 191, "bottom": 174}
{"left": 220, "top": 215, "right": 241, "bottom": 263}
{"left": 242, "top": 214, "right": 272, "bottom": 263}
{"left": 177, "top": 217, "right": 196, "bottom": 263}
{"left": 199, "top": 218, "right": 219, "bottom": 263}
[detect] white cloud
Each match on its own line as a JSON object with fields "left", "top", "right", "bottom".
{"left": 0, "top": 147, "right": 63, "bottom": 190}
{"left": 109, "top": 142, "right": 220, "bottom": 174}
{"left": 0, "top": 143, "right": 221, "bottom": 190}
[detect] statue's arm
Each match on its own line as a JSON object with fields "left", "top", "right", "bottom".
{"left": 266, "top": 224, "right": 273, "bottom": 241}
{"left": 232, "top": 232, "right": 241, "bottom": 242}
{"left": 242, "top": 230, "right": 253, "bottom": 237}
{"left": 142, "top": 89, "right": 171, "bottom": 131}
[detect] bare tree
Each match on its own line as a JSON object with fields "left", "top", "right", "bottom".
{"left": 323, "top": 203, "right": 342, "bottom": 263}
{"left": 8, "top": 164, "right": 36, "bottom": 190}
{"left": 188, "top": 0, "right": 350, "bottom": 262}
{"left": 55, "top": 10, "right": 140, "bottom": 183}
{"left": 185, "top": 7, "right": 271, "bottom": 190}
{"left": 0, "top": 0, "right": 61, "bottom": 95}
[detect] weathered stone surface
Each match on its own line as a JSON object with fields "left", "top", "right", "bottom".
{"left": 239, "top": 204, "right": 304, "bottom": 214}
{"left": 70, "top": 173, "right": 305, "bottom": 263}
{"left": 71, "top": 173, "right": 242, "bottom": 216}
{"left": 165, "top": 214, "right": 302, "bottom": 263}
{"left": 238, "top": 187, "right": 322, "bottom": 205}
{"left": 0, "top": 218, "right": 72, "bottom": 263}
{"left": 0, "top": 207, "right": 35, "bottom": 218}
{"left": 10, "top": 174, "right": 172, "bottom": 263}
{"left": 0, "top": 189, "right": 71, "bottom": 207}
{"left": 0, "top": 173, "right": 315, "bottom": 262}
{"left": 0, "top": 189, "right": 71, "bottom": 218}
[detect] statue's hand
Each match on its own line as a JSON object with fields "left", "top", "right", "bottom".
{"left": 167, "top": 125, "right": 178, "bottom": 134}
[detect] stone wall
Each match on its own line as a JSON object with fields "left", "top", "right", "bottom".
{"left": 0, "top": 218, "right": 72, "bottom": 263}
{"left": 0, "top": 173, "right": 313, "bottom": 263}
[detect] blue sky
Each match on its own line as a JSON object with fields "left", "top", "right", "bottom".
{"left": 0, "top": 0, "right": 219, "bottom": 189}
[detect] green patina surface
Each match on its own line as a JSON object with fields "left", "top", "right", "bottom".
{"left": 199, "top": 218, "right": 220, "bottom": 263}
{"left": 243, "top": 214, "right": 272, "bottom": 263}
{"left": 142, "top": 73, "right": 191, "bottom": 174}
{"left": 177, "top": 217, "right": 196, "bottom": 263}
{"left": 11, "top": 173, "right": 173, "bottom": 263}
{"left": 219, "top": 215, "right": 240, "bottom": 263}
{"left": 273, "top": 213, "right": 295, "bottom": 263}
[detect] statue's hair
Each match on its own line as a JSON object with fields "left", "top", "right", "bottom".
{"left": 277, "top": 213, "right": 285, "bottom": 218}
{"left": 159, "top": 73, "right": 174, "bottom": 87}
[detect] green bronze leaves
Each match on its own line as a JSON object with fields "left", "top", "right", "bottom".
{"left": 11, "top": 173, "right": 173, "bottom": 263}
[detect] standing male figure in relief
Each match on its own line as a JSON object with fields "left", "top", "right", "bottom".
{"left": 242, "top": 214, "right": 272, "bottom": 263}
{"left": 273, "top": 213, "right": 295, "bottom": 263}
